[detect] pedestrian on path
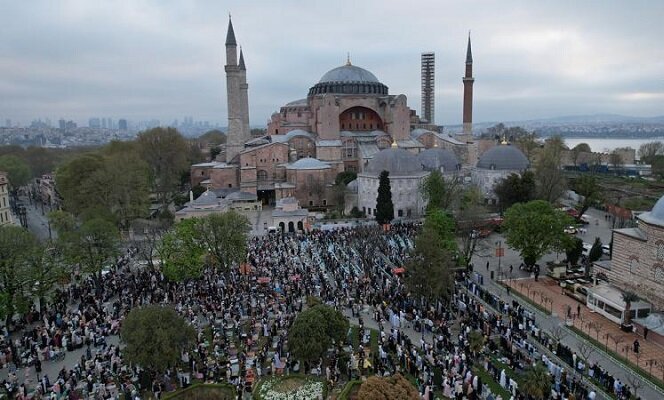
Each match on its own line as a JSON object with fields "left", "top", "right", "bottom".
{"left": 644, "top": 326, "right": 649, "bottom": 340}
{"left": 506, "top": 285, "right": 510, "bottom": 296}
{"left": 486, "top": 261, "right": 489, "bottom": 271}
{"left": 577, "top": 304, "right": 581, "bottom": 318}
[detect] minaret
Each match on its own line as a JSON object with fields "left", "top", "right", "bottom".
{"left": 238, "top": 48, "right": 250, "bottom": 143}
{"left": 462, "top": 33, "right": 474, "bottom": 136}
{"left": 224, "top": 16, "right": 249, "bottom": 163}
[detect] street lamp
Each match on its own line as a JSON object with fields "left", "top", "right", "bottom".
{"left": 495, "top": 240, "right": 504, "bottom": 280}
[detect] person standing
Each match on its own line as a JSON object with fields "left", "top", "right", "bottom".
{"left": 644, "top": 326, "right": 649, "bottom": 340}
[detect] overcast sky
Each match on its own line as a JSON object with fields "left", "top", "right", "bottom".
{"left": 1, "top": 0, "right": 663, "bottom": 127}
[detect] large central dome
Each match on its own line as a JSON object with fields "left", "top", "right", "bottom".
{"left": 319, "top": 64, "right": 380, "bottom": 84}
{"left": 309, "top": 62, "right": 388, "bottom": 96}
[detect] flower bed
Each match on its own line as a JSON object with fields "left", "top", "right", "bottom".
{"left": 254, "top": 375, "right": 326, "bottom": 400}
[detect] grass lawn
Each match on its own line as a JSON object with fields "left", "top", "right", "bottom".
{"left": 472, "top": 367, "right": 511, "bottom": 399}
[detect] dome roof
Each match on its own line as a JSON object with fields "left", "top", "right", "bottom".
{"left": 366, "top": 148, "right": 424, "bottom": 176}
{"left": 319, "top": 64, "right": 380, "bottom": 84}
{"left": 639, "top": 195, "right": 664, "bottom": 226}
{"left": 191, "top": 190, "right": 219, "bottom": 207}
{"left": 477, "top": 144, "right": 529, "bottom": 170}
{"left": 410, "top": 128, "right": 436, "bottom": 139}
{"left": 287, "top": 157, "right": 331, "bottom": 170}
{"left": 417, "top": 148, "right": 460, "bottom": 173}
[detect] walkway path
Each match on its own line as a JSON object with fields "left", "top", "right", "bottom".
{"left": 474, "top": 264, "right": 662, "bottom": 399}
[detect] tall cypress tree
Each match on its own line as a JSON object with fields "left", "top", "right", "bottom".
{"left": 375, "top": 170, "right": 394, "bottom": 225}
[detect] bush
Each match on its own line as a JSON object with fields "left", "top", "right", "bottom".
{"left": 163, "top": 383, "right": 236, "bottom": 400}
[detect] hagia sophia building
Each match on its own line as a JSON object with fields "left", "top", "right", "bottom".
{"left": 185, "top": 17, "right": 529, "bottom": 222}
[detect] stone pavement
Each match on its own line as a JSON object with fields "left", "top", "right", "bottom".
{"left": 506, "top": 276, "right": 664, "bottom": 382}
{"left": 471, "top": 263, "right": 663, "bottom": 399}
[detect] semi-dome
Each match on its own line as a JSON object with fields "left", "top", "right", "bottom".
{"left": 477, "top": 144, "right": 529, "bottom": 170}
{"left": 639, "top": 194, "right": 664, "bottom": 226}
{"left": 286, "top": 157, "right": 331, "bottom": 170}
{"left": 309, "top": 62, "right": 388, "bottom": 96}
{"left": 417, "top": 148, "right": 460, "bottom": 173}
{"left": 366, "top": 148, "right": 424, "bottom": 176}
{"left": 319, "top": 64, "right": 380, "bottom": 84}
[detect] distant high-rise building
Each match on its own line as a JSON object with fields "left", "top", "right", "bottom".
{"left": 421, "top": 52, "right": 435, "bottom": 124}
{"left": 5, "top": 119, "right": 10, "bottom": 128}
{"left": 89, "top": 118, "right": 101, "bottom": 128}
{"left": 65, "top": 120, "right": 77, "bottom": 130}
{"left": 101, "top": 118, "right": 107, "bottom": 129}
{"left": 58, "top": 119, "right": 66, "bottom": 130}
{"left": 118, "top": 119, "right": 128, "bottom": 131}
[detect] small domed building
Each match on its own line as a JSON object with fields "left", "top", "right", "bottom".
{"left": 472, "top": 143, "right": 529, "bottom": 204}
{"left": 358, "top": 146, "right": 429, "bottom": 219}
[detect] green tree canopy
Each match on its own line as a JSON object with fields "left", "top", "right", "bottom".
{"left": 0, "top": 226, "right": 37, "bottom": 325}
{"left": 288, "top": 305, "right": 349, "bottom": 364}
{"left": 335, "top": 171, "right": 357, "bottom": 186}
{"left": 424, "top": 209, "right": 457, "bottom": 255}
{"left": 404, "top": 224, "right": 455, "bottom": 303}
{"left": 521, "top": 363, "right": 552, "bottom": 400}
{"left": 420, "top": 170, "right": 460, "bottom": 211}
{"left": 55, "top": 153, "right": 105, "bottom": 214}
{"left": 493, "top": 171, "right": 536, "bottom": 210}
{"left": 157, "top": 219, "right": 206, "bottom": 282}
{"left": 571, "top": 175, "right": 602, "bottom": 220}
{"left": 456, "top": 186, "right": 488, "bottom": 268}
{"left": 375, "top": 171, "right": 394, "bottom": 225}
{"left": 565, "top": 237, "right": 584, "bottom": 266}
{"left": 198, "top": 129, "right": 226, "bottom": 145}
{"left": 0, "top": 155, "right": 32, "bottom": 187}
{"left": 588, "top": 237, "right": 603, "bottom": 264}
{"left": 136, "top": 127, "right": 190, "bottom": 203}
{"left": 503, "top": 200, "right": 574, "bottom": 267}
{"left": 120, "top": 305, "right": 196, "bottom": 372}
{"left": 196, "top": 211, "right": 250, "bottom": 271}
{"left": 638, "top": 141, "right": 663, "bottom": 164}
{"left": 534, "top": 135, "right": 567, "bottom": 203}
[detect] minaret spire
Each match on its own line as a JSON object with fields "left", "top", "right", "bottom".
{"left": 239, "top": 47, "right": 246, "bottom": 70}
{"left": 346, "top": 52, "right": 351, "bottom": 66}
{"left": 466, "top": 31, "right": 473, "bottom": 64}
{"left": 226, "top": 15, "right": 237, "bottom": 46}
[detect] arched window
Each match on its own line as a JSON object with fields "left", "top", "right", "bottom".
{"left": 257, "top": 170, "right": 268, "bottom": 181}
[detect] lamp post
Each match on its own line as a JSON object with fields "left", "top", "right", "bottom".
{"left": 495, "top": 240, "right": 504, "bottom": 280}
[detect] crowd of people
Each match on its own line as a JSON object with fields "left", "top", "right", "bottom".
{"left": 0, "top": 222, "right": 645, "bottom": 399}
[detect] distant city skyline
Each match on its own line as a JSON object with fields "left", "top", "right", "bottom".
{"left": 1, "top": 1, "right": 663, "bottom": 127}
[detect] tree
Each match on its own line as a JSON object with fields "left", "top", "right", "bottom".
{"left": 120, "top": 305, "right": 196, "bottom": 372}
{"left": 198, "top": 129, "right": 226, "bottom": 145}
{"left": 195, "top": 211, "right": 250, "bottom": 271}
{"left": 588, "top": 237, "right": 603, "bottom": 264}
{"left": 75, "top": 218, "right": 120, "bottom": 279}
{"left": 638, "top": 141, "right": 663, "bottom": 164}
{"left": 136, "top": 127, "right": 189, "bottom": 203}
{"left": 493, "top": 171, "right": 536, "bottom": 210}
{"left": 621, "top": 291, "right": 640, "bottom": 326}
{"left": 25, "top": 243, "right": 66, "bottom": 316}
{"left": 565, "top": 237, "right": 584, "bottom": 266}
{"left": 89, "top": 151, "right": 151, "bottom": 229}
{"left": 572, "top": 175, "right": 602, "bottom": 221}
{"left": 420, "top": 170, "right": 460, "bottom": 211}
{"left": 503, "top": 200, "right": 574, "bottom": 267}
{"left": 521, "top": 363, "right": 552, "bottom": 399}
{"left": 609, "top": 150, "right": 624, "bottom": 171}
{"left": 335, "top": 171, "right": 357, "bottom": 186}
{"left": 0, "top": 155, "right": 32, "bottom": 188}
{"left": 534, "top": 136, "right": 567, "bottom": 203}
{"left": 651, "top": 155, "right": 664, "bottom": 178}
{"left": 209, "top": 146, "right": 221, "bottom": 161}
{"left": 288, "top": 305, "right": 348, "bottom": 365}
{"left": 424, "top": 210, "right": 457, "bottom": 255}
{"left": 357, "top": 374, "right": 420, "bottom": 400}
{"left": 158, "top": 219, "right": 205, "bottom": 282}
{"left": 375, "top": 171, "right": 394, "bottom": 225}
{"left": 571, "top": 143, "right": 592, "bottom": 167}
{"left": 404, "top": 225, "right": 455, "bottom": 303}
{"left": 468, "top": 330, "right": 485, "bottom": 357}
{"left": 0, "top": 226, "right": 37, "bottom": 326}
{"left": 457, "top": 186, "right": 489, "bottom": 268}
{"left": 55, "top": 153, "right": 105, "bottom": 215}
{"left": 514, "top": 132, "right": 540, "bottom": 163}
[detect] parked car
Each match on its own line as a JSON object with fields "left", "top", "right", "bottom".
{"left": 564, "top": 226, "right": 578, "bottom": 234}
{"left": 602, "top": 244, "right": 610, "bottom": 255}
